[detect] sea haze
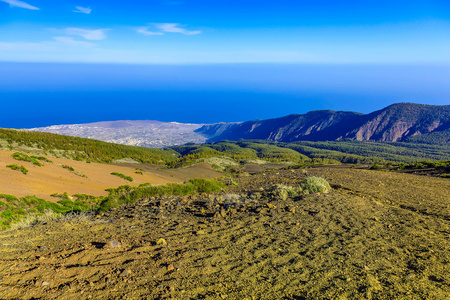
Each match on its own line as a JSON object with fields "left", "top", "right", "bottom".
{"left": 1, "top": 63, "right": 449, "bottom": 129}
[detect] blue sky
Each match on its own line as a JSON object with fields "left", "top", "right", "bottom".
{"left": 0, "top": 1, "right": 449, "bottom": 128}
{"left": 1, "top": 0, "right": 450, "bottom": 63}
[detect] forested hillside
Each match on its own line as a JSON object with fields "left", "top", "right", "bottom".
{"left": 0, "top": 128, "right": 179, "bottom": 164}
{"left": 171, "top": 140, "right": 450, "bottom": 166}
{"left": 1, "top": 128, "right": 448, "bottom": 169}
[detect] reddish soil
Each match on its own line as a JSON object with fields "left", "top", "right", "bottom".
{"left": 0, "top": 150, "right": 222, "bottom": 201}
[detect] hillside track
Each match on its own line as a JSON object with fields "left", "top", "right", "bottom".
{"left": 0, "top": 167, "right": 449, "bottom": 299}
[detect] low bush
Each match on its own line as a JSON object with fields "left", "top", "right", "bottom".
{"left": 6, "top": 164, "right": 28, "bottom": 175}
{"left": 269, "top": 177, "right": 332, "bottom": 199}
{"left": 12, "top": 152, "right": 43, "bottom": 166}
{"left": 62, "top": 165, "right": 75, "bottom": 172}
{"left": 370, "top": 164, "right": 383, "bottom": 170}
{"left": 111, "top": 172, "right": 133, "bottom": 182}
{"left": 100, "top": 178, "right": 226, "bottom": 211}
{"left": 1, "top": 178, "right": 226, "bottom": 229}
{"left": 300, "top": 177, "right": 332, "bottom": 194}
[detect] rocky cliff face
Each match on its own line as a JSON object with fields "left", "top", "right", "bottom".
{"left": 344, "top": 103, "right": 450, "bottom": 141}
{"left": 196, "top": 103, "right": 450, "bottom": 143}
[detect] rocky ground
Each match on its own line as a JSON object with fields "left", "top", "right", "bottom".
{"left": 0, "top": 166, "right": 449, "bottom": 299}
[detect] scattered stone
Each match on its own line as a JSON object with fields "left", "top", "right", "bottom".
{"left": 109, "top": 241, "right": 120, "bottom": 248}
{"left": 42, "top": 281, "right": 50, "bottom": 287}
{"left": 167, "top": 264, "right": 175, "bottom": 271}
{"left": 91, "top": 242, "right": 107, "bottom": 249}
{"left": 220, "top": 208, "right": 227, "bottom": 218}
{"left": 196, "top": 230, "right": 206, "bottom": 235}
{"left": 156, "top": 238, "right": 167, "bottom": 246}
{"left": 266, "top": 203, "right": 276, "bottom": 209}
{"left": 120, "top": 269, "right": 132, "bottom": 277}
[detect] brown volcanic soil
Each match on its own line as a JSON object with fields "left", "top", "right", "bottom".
{"left": 1, "top": 167, "right": 450, "bottom": 299}
{"left": 0, "top": 150, "right": 221, "bottom": 201}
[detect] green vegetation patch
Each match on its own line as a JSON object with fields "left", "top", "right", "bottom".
{"left": 61, "top": 165, "right": 88, "bottom": 178}
{"left": 111, "top": 172, "right": 133, "bottom": 182}
{"left": 12, "top": 152, "right": 44, "bottom": 166}
{"left": 169, "top": 140, "right": 450, "bottom": 168}
{"left": 0, "top": 194, "right": 72, "bottom": 229}
{"left": 1, "top": 176, "right": 226, "bottom": 230}
{"left": 100, "top": 178, "right": 226, "bottom": 211}
{"left": 6, "top": 164, "right": 28, "bottom": 175}
{"left": 300, "top": 176, "right": 332, "bottom": 194}
{"left": 270, "top": 177, "right": 332, "bottom": 199}
{"left": 62, "top": 165, "right": 75, "bottom": 172}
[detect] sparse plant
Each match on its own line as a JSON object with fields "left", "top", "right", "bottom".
{"left": 370, "top": 164, "right": 383, "bottom": 170}
{"left": 6, "top": 164, "right": 28, "bottom": 175}
{"left": 111, "top": 172, "right": 133, "bottom": 182}
{"left": 12, "top": 152, "right": 43, "bottom": 166}
{"left": 62, "top": 165, "right": 75, "bottom": 172}
{"left": 61, "top": 165, "right": 88, "bottom": 178}
{"left": 300, "top": 177, "right": 332, "bottom": 194}
{"left": 271, "top": 184, "right": 299, "bottom": 200}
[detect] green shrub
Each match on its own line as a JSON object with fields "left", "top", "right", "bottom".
{"left": 6, "top": 164, "right": 28, "bottom": 175}
{"left": 31, "top": 156, "right": 53, "bottom": 163}
{"left": 300, "top": 177, "right": 332, "bottom": 194}
{"left": 111, "top": 172, "right": 133, "bottom": 182}
{"left": 99, "top": 178, "right": 226, "bottom": 211}
{"left": 62, "top": 165, "right": 75, "bottom": 172}
{"left": 1, "top": 178, "right": 226, "bottom": 229}
{"left": 12, "top": 152, "right": 43, "bottom": 166}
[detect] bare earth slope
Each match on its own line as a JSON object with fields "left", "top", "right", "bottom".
{"left": 1, "top": 167, "right": 449, "bottom": 299}
{"left": 0, "top": 149, "right": 221, "bottom": 201}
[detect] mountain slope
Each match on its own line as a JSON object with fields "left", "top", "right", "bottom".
{"left": 196, "top": 103, "right": 450, "bottom": 143}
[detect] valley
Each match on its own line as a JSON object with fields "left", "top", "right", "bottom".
{"left": 0, "top": 111, "right": 449, "bottom": 299}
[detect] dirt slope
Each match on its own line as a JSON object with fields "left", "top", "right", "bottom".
{"left": 0, "top": 149, "right": 222, "bottom": 201}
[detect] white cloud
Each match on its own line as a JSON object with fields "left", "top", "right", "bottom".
{"left": 74, "top": 6, "right": 91, "bottom": 14}
{"left": 137, "top": 27, "right": 164, "bottom": 36}
{"left": 0, "top": 41, "right": 51, "bottom": 51}
{"left": 0, "top": 37, "right": 95, "bottom": 52}
{"left": 0, "top": 0, "right": 39, "bottom": 10}
{"left": 53, "top": 36, "right": 95, "bottom": 48}
{"left": 156, "top": 23, "right": 201, "bottom": 35}
{"left": 66, "top": 28, "right": 107, "bottom": 40}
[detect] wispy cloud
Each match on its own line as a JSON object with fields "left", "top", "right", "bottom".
{"left": 73, "top": 6, "right": 91, "bottom": 14}
{"left": 0, "top": 37, "right": 95, "bottom": 52}
{"left": 137, "top": 27, "right": 164, "bottom": 36}
{"left": 53, "top": 36, "right": 95, "bottom": 47}
{"left": 137, "top": 23, "right": 201, "bottom": 36}
{"left": 66, "top": 28, "right": 107, "bottom": 40}
{"left": 0, "top": 41, "right": 50, "bottom": 51}
{"left": 0, "top": 0, "right": 39, "bottom": 10}
{"left": 156, "top": 23, "right": 201, "bottom": 35}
